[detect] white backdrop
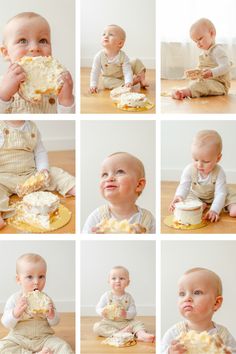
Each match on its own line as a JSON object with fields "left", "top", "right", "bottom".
{"left": 81, "top": 240, "right": 155, "bottom": 316}
{"left": 80, "top": 120, "right": 156, "bottom": 229}
{"left": 81, "top": 0, "right": 155, "bottom": 68}
{"left": 0, "top": 240, "right": 75, "bottom": 312}
{"left": 162, "top": 241, "right": 236, "bottom": 338}
{"left": 0, "top": 0, "right": 75, "bottom": 79}
{"left": 161, "top": 120, "right": 236, "bottom": 183}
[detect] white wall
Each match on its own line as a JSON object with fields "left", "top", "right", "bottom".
{"left": 162, "top": 241, "right": 236, "bottom": 338}
{"left": 161, "top": 120, "right": 236, "bottom": 183}
{"left": 0, "top": 0, "right": 75, "bottom": 79}
{"left": 81, "top": 0, "right": 155, "bottom": 68}
{"left": 81, "top": 240, "right": 156, "bottom": 316}
{"left": 0, "top": 240, "right": 75, "bottom": 312}
{"left": 34, "top": 120, "right": 75, "bottom": 151}
{"left": 80, "top": 120, "right": 156, "bottom": 229}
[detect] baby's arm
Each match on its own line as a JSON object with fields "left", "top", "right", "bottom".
{"left": 1, "top": 293, "right": 26, "bottom": 329}
{"left": 125, "top": 294, "right": 137, "bottom": 320}
{"left": 202, "top": 46, "right": 231, "bottom": 79}
{"left": 122, "top": 53, "right": 133, "bottom": 87}
{"left": 57, "top": 71, "right": 74, "bottom": 107}
{"left": 95, "top": 292, "right": 109, "bottom": 317}
{"left": 0, "top": 63, "right": 26, "bottom": 102}
{"left": 90, "top": 52, "right": 102, "bottom": 93}
{"left": 82, "top": 208, "right": 101, "bottom": 233}
{"left": 46, "top": 299, "right": 60, "bottom": 326}
{"left": 161, "top": 326, "right": 186, "bottom": 354}
{"left": 169, "top": 165, "right": 192, "bottom": 211}
{"left": 33, "top": 129, "right": 49, "bottom": 173}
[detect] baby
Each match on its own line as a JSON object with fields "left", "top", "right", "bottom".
{"left": 82, "top": 151, "right": 155, "bottom": 233}
{"left": 0, "top": 120, "right": 75, "bottom": 229}
{"left": 0, "top": 12, "right": 74, "bottom": 113}
{"left": 172, "top": 18, "right": 231, "bottom": 100}
{"left": 161, "top": 267, "right": 236, "bottom": 353}
{"left": 169, "top": 130, "right": 236, "bottom": 222}
{"left": 0, "top": 253, "right": 74, "bottom": 354}
{"left": 94, "top": 265, "right": 155, "bottom": 342}
{"left": 90, "top": 24, "right": 148, "bottom": 93}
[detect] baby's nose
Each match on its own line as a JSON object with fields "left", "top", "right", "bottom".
{"left": 29, "top": 42, "right": 40, "bottom": 53}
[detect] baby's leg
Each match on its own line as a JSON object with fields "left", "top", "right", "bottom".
{"left": 66, "top": 186, "right": 76, "bottom": 196}
{"left": 172, "top": 88, "right": 192, "bottom": 100}
{"left": 0, "top": 212, "right": 6, "bottom": 229}
{"left": 43, "top": 336, "right": 74, "bottom": 354}
{"left": 227, "top": 204, "right": 236, "bottom": 217}
{"left": 133, "top": 70, "right": 149, "bottom": 89}
{"left": 136, "top": 329, "right": 155, "bottom": 342}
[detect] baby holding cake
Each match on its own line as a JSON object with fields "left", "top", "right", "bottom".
{"left": 172, "top": 18, "right": 231, "bottom": 100}
{"left": 0, "top": 120, "right": 75, "bottom": 229}
{"left": 82, "top": 152, "right": 155, "bottom": 233}
{"left": 89, "top": 24, "right": 148, "bottom": 93}
{"left": 0, "top": 253, "right": 74, "bottom": 353}
{"left": 94, "top": 265, "right": 155, "bottom": 343}
{"left": 169, "top": 130, "right": 236, "bottom": 223}
{"left": 161, "top": 267, "right": 236, "bottom": 353}
{"left": 0, "top": 12, "right": 74, "bottom": 113}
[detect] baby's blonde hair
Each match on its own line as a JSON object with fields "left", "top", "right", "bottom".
{"left": 108, "top": 152, "right": 145, "bottom": 179}
{"left": 190, "top": 18, "right": 216, "bottom": 36}
{"left": 110, "top": 265, "right": 130, "bottom": 279}
{"left": 107, "top": 24, "right": 126, "bottom": 41}
{"left": 184, "top": 267, "right": 222, "bottom": 296}
{"left": 16, "top": 253, "right": 47, "bottom": 274}
{"left": 192, "top": 130, "right": 222, "bottom": 155}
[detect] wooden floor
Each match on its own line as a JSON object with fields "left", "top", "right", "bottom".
{"left": 161, "top": 181, "right": 236, "bottom": 234}
{"left": 81, "top": 67, "right": 156, "bottom": 114}
{"left": 161, "top": 79, "right": 236, "bottom": 114}
{"left": 81, "top": 316, "right": 156, "bottom": 354}
{"left": 0, "top": 312, "right": 75, "bottom": 351}
{"left": 0, "top": 150, "right": 75, "bottom": 234}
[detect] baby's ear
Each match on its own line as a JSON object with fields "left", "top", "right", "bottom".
{"left": 136, "top": 178, "right": 146, "bottom": 194}
{"left": 0, "top": 45, "right": 9, "bottom": 60}
{"left": 217, "top": 153, "right": 222, "bottom": 163}
{"left": 214, "top": 295, "right": 223, "bottom": 312}
{"left": 16, "top": 274, "right": 20, "bottom": 284}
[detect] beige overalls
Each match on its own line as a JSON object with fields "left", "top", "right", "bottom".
{"left": 101, "top": 50, "right": 145, "bottom": 89}
{"left": 0, "top": 315, "right": 74, "bottom": 353}
{"left": 93, "top": 291, "right": 145, "bottom": 337}
{"left": 189, "top": 44, "right": 230, "bottom": 97}
{"left": 186, "top": 165, "right": 236, "bottom": 209}
{"left": 0, "top": 121, "right": 75, "bottom": 214}
{"left": 99, "top": 204, "right": 154, "bottom": 233}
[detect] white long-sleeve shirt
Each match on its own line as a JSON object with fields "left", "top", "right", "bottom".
{"left": 1, "top": 291, "right": 60, "bottom": 329}
{"left": 0, "top": 121, "right": 49, "bottom": 171}
{"left": 202, "top": 45, "right": 231, "bottom": 77}
{"left": 90, "top": 50, "right": 133, "bottom": 87}
{"left": 96, "top": 291, "right": 137, "bottom": 320}
{"left": 175, "top": 164, "right": 227, "bottom": 214}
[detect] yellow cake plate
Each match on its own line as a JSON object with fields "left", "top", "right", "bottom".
{"left": 115, "top": 101, "right": 154, "bottom": 111}
{"left": 8, "top": 204, "right": 71, "bottom": 233}
{"left": 163, "top": 215, "right": 208, "bottom": 230}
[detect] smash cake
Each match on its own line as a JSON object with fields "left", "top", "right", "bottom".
{"left": 102, "top": 332, "right": 136, "bottom": 348}
{"left": 18, "top": 56, "right": 64, "bottom": 102}
{"left": 94, "top": 218, "right": 146, "bottom": 234}
{"left": 110, "top": 85, "right": 131, "bottom": 103}
{"left": 174, "top": 200, "right": 203, "bottom": 226}
{"left": 26, "top": 290, "right": 51, "bottom": 315}
{"left": 16, "top": 171, "right": 49, "bottom": 197}
{"left": 177, "top": 330, "right": 231, "bottom": 354}
{"left": 118, "top": 92, "right": 148, "bottom": 109}
{"left": 104, "top": 303, "right": 124, "bottom": 320}
{"left": 185, "top": 69, "right": 203, "bottom": 80}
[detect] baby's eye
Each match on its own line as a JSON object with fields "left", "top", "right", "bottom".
{"left": 27, "top": 275, "right": 33, "bottom": 279}
{"left": 39, "top": 275, "right": 45, "bottom": 279}
{"left": 101, "top": 172, "right": 108, "bottom": 178}
{"left": 116, "top": 169, "right": 125, "bottom": 175}
{"left": 194, "top": 290, "right": 203, "bottom": 295}
{"left": 18, "top": 38, "right": 28, "bottom": 44}
{"left": 178, "top": 291, "right": 185, "bottom": 297}
{"left": 39, "top": 38, "right": 48, "bottom": 44}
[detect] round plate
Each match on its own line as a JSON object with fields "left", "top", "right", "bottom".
{"left": 116, "top": 101, "right": 154, "bottom": 111}
{"left": 163, "top": 215, "right": 208, "bottom": 230}
{"left": 8, "top": 204, "right": 71, "bottom": 233}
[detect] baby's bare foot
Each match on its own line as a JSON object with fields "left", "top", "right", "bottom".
{"left": 172, "top": 88, "right": 191, "bottom": 100}
{"left": 136, "top": 330, "right": 155, "bottom": 342}
{"left": 66, "top": 186, "right": 75, "bottom": 196}
{"left": 37, "top": 348, "right": 53, "bottom": 354}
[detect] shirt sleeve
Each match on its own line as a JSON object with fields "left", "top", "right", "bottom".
{"left": 90, "top": 52, "right": 102, "bottom": 87}
{"left": 33, "top": 130, "right": 49, "bottom": 171}
{"left": 161, "top": 325, "right": 180, "bottom": 354}
{"left": 122, "top": 53, "right": 133, "bottom": 85}
{"left": 57, "top": 101, "right": 75, "bottom": 114}
{"left": 47, "top": 307, "right": 60, "bottom": 327}
{"left": 1, "top": 293, "right": 21, "bottom": 329}
{"left": 82, "top": 208, "right": 101, "bottom": 233}
{"left": 126, "top": 294, "right": 137, "bottom": 319}
{"left": 210, "top": 167, "right": 227, "bottom": 214}
{"left": 175, "top": 164, "right": 192, "bottom": 199}
{"left": 95, "top": 292, "right": 108, "bottom": 317}
{"left": 210, "top": 46, "right": 231, "bottom": 77}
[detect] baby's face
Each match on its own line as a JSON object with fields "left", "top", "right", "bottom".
{"left": 190, "top": 25, "right": 215, "bottom": 50}
{"left": 178, "top": 271, "right": 219, "bottom": 325}
{"left": 109, "top": 268, "right": 129, "bottom": 293}
{"left": 100, "top": 154, "right": 142, "bottom": 204}
{"left": 191, "top": 144, "right": 221, "bottom": 177}
{"left": 16, "top": 260, "right": 46, "bottom": 294}
{"left": 3, "top": 16, "right": 51, "bottom": 62}
{"left": 101, "top": 26, "right": 124, "bottom": 51}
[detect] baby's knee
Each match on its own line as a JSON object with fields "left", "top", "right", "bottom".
{"left": 228, "top": 204, "right": 236, "bottom": 217}
{"left": 93, "top": 322, "right": 102, "bottom": 335}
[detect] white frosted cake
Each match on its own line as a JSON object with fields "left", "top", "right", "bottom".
{"left": 18, "top": 56, "right": 64, "bottom": 102}
{"left": 102, "top": 332, "right": 136, "bottom": 347}
{"left": 16, "top": 171, "right": 49, "bottom": 197}
{"left": 110, "top": 86, "right": 131, "bottom": 102}
{"left": 95, "top": 218, "right": 146, "bottom": 234}
{"left": 177, "top": 330, "right": 230, "bottom": 354}
{"left": 174, "top": 200, "right": 203, "bottom": 225}
{"left": 118, "top": 92, "right": 148, "bottom": 108}
{"left": 18, "top": 191, "right": 60, "bottom": 230}
{"left": 26, "top": 290, "right": 51, "bottom": 314}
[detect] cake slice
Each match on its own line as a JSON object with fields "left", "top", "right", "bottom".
{"left": 94, "top": 218, "right": 146, "bottom": 234}
{"left": 26, "top": 290, "right": 51, "bottom": 314}
{"left": 102, "top": 332, "right": 136, "bottom": 347}
{"left": 18, "top": 56, "right": 65, "bottom": 102}
{"left": 110, "top": 85, "right": 131, "bottom": 102}
{"left": 16, "top": 171, "right": 49, "bottom": 197}
{"left": 185, "top": 69, "right": 203, "bottom": 80}
{"left": 104, "top": 303, "right": 124, "bottom": 320}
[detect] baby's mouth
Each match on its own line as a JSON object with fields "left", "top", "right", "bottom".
{"left": 33, "top": 288, "right": 39, "bottom": 291}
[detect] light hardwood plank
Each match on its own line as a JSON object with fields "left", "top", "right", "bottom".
{"left": 81, "top": 67, "right": 156, "bottom": 114}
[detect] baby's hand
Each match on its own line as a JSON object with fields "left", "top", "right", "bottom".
{"left": 13, "top": 295, "right": 28, "bottom": 319}
{"left": 0, "top": 63, "right": 26, "bottom": 102}
{"left": 203, "top": 210, "right": 219, "bottom": 222}
{"left": 90, "top": 86, "right": 98, "bottom": 94}
{"left": 101, "top": 308, "right": 108, "bottom": 318}
{"left": 168, "top": 340, "right": 187, "bottom": 354}
{"left": 58, "top": 71, "right": 74, "bottom": 107}
{"left": 47, "top": 302, "right": 55, "bottom": 320}
{"left": 202, "top": 69, "right": 213, "bottom": 79}
{"left": 169, "top": 196, "right": 183, "bottom": 212}
{"left": 119, "top": 308, "right": 126, "bottom": 319}
{"left": 125, "top": 82, "right": 132, "bottom": 88}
